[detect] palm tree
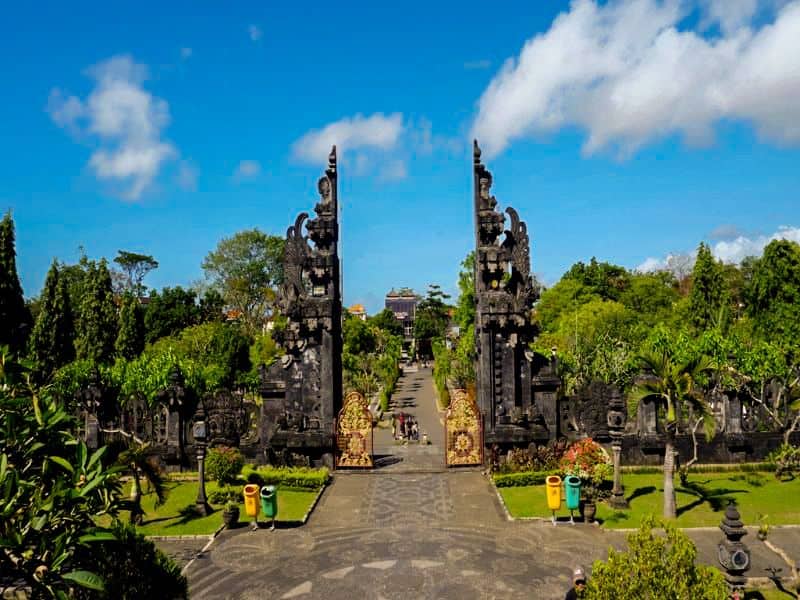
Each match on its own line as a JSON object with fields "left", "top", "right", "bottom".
{"left": 629, "top": 348, "right": 715, "bottom": 519}
{"left": 118, "top": 441, "right": 167, "bottom": 525}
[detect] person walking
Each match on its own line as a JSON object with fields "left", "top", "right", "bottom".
{"left": 564, "top": 567, "right": 586, "bottom": 599}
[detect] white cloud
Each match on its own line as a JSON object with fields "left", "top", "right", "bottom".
{"left": 471, "top": 0, "right": 800, "bottom": 158}
{"left": 378, "top": 160, "right": 408, "bottom": 182}
{"left": 176, "top": 161, "right": 198, "bottom": 190}
{"left": 233, "top": 159, "right": 262, "bottom": 180}
{"left": 708, "top": 224, "right": 744, "bottom": 241}
{"left": 180, "top": 47, "right": 193, "bottom": 59}
{"left": 249, "top": 24, "right": 262, "bottom": 41}
{"left": 292, "top": 112, "right": 404, "bottom": 164}
{"left": 48, "top": 55, "right": 177, "bottom": 200}
{"left": 713, "top": 226, "right": 800, "bottom": 263}
{"left": 637, "top": 225, "right": 800, "bottom": 272}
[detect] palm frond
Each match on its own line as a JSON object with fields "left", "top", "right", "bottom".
{"left": 137, "top": 459, "right": 167, "bottom": 507}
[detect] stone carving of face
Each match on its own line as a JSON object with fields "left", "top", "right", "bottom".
{"left": 479, "top": 177, "right": 490, "bottom": 200}
{"left": 318, "top": 177, "right": 331, "bottom": 201}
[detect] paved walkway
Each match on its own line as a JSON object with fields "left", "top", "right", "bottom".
{"left": 176, "top": 368, "right": 800, "bottom": 599}
{"left": 372, "top": 366, "right": 447, "bottom": 473}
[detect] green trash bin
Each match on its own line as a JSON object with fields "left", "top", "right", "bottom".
{"left": 564, "top": 475, "right": 581, "bottom": 511}
{"left": 260, "top": 485, "right": 278, "bottom": 525}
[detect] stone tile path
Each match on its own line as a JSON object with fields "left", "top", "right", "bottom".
{"left": 177, "top": 367, "right": 800, "bottom": 599}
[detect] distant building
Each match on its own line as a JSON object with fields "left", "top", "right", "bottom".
{"left": 385, "top": 287, "right": 417, "bottom": 342}
{"left": 347, "top": 303, "right": 367, "bottom": 321}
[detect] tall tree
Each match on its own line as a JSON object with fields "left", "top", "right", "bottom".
{"left": 688, "top": 242, "right": 727, "bottom": 330}
{"left": 143, "top": 286, "right": 200, "bottom": 344}
{"left": 369, "top": 308, "right": 404, "bottom": 338}
{"left": 28, "top": 261, "right": 75, "bottom": 379}
{"left": 75, "top": 259, "right": 118, "bottom": 363}
{"left": 116, "top": 292, "right": 145, "bottom": 359}
{"left": 201, "top": 229, "right": 284, "bottom": 335}
{"left": 0, "top": 211, "right": 30, "bottom": 352}
{"left": 745, "top": 239, "right": 800, "bottom": 349}
{"left": 629, "top": 348, "right": 714, "bottom": 519}
{"left": 564, "top": 257, "right": 631, "bottom": 302}
{"left": 454, "top": 251, "right": 476, "bottom": 332}
{"left": 113, "top": 250, "right": 159, "bottom": 295}
{"left": 414, "top": 284, "right": 451, "bottom": 359}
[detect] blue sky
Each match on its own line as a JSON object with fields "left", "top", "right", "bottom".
{"left": 3, "top": 0, "right": 800, "bottom": 313}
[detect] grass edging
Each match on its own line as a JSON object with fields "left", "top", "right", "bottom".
{"left": 487, "top": 472, "right": 540, "bottom": 523}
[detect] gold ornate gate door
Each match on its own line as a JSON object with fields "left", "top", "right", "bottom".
{"left": 335, "top": 391, "right": 374, "bottom": 468}
{"left": 445, "top": 389, "right": 483, "bottom": 466}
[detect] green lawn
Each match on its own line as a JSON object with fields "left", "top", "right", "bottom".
{"left": 498, "top": 471, "right": 800, "bottom": 528}
{"left": 107, "top": 480, "right": 321, "bottom": 536}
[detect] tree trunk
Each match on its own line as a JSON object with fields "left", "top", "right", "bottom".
{"left": 129, "top": 467, "right": 142, "bottom": 525}
{"left": 663, "top": 437, "right": 677, "bottom": 519}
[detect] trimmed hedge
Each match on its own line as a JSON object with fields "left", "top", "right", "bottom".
{"left": 493, "top": 470, "right": 560, "bottom": 488}
{"left": 622, "top": 462, "right": 776, "bottom": 475}
{"left": 241, "top": 465, "right": 330, "bottom": 490}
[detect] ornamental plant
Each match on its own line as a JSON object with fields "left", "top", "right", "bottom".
{"left": 205, "top": 445, "right": 244, "bottom": 485}
{"left": 560, "top": 438, "right": 612, "bottom": 498}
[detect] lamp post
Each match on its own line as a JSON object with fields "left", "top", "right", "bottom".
{"left": 193, "top": 404, "right": 210, "bottom": 516}
{"left": 607, "top": 386, "right": 629, "bottom": 510}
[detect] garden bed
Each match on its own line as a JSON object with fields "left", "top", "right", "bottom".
{"left": 496, "top": 470, "right": 800, "bottom": 528}
{"left": 107, "top": 480, "right": 322, "bottom": 536}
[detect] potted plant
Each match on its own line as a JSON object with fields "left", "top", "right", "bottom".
{"left": 581, "top": 483, "right": 598, "bottom": 523}
{"left": 757, "top": 513, "right": 770, "bottom": 541}
{"left": 222, "top": 501, "right": 240, "bottom": 528}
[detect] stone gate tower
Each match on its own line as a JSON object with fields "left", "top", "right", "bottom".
{"left": 473, "top": 140, "right": 560, "bottom": 447}
{"left": 259, "top": 146, "right": 343, "bottom": 464}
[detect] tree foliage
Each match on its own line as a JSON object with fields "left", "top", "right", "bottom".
{"left": 586, "top": 516, "right": 728, "bottom": 599}
{"left": 688, "top": 242, "right": 728, "bottom": 331}
{"left": 0, "top": 211, "right": 30, "bottom": 352}
{"left": 414, "top": 284, "right": 451, "bottom": 358}
{"left": 115, "top": 293, "right": 144, "bottom": 360}
{"left": 112, "top": 251, "right": 158, "bottom": 296}
{"left": 75, "top": 260, "right": 118, "bottom": 364}
{"left": 29, "top": 261, "right": 75, "bottom": 380}
{"left": 143, "top": 286, "right": 201, "bottom": 345}
{"left": 745, "top": 238, "right": 800, "bottom": 349}
{"left": 202, "top": 229, "right": 284, "bottom": 335}
{"left": 0, "top": 349, "right": 123, "bottom": 597}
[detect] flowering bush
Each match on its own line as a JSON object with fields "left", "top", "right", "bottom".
{"left": 206, "top": 445, "right": 245, "bottom": 485}
{"left": 560, "top": 438, "right": 612, "bottom": 491}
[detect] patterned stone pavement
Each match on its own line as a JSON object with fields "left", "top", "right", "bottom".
{"left": 183, "top": 369, "right": 622, "bottom": 599}
{"left": 185, "top": 470, "right": 619, "bottom": 600}
{"left": 177, "top": 367, "right": 800, "bottom": 598}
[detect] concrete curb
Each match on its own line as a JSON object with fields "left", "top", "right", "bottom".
{"left": 168, "top": 485, "right": 329, "bottom": 576}
{"left": 178, "top": 524, "right": 226, "bottom": 576}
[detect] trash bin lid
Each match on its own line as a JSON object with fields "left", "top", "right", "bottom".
{"left": 565, "top": 475, "right": 581, "bottom": 486}
{"left": 546, "top": 475, "right": 562, "bottom": 485}
{"left": 243, "top": 484, "right": 259, "bottom": 495}
{"left": 260, "top": 485, "right": 276, "bottom": 497}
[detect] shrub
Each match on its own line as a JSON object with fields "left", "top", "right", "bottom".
{"left": 208, "top": 486, "right": 241, "bottom": 504}
{"left": 74, "top": 521, "right": 188, "bottom": 599}
{"left": 768, "top": 443, "right": 800, "bottom": 480}
{"left": 495, "top": 440, "right": 568, "bottom": 474}
{"left": 560, "top": 438, "right": 612, "bottom": 483}
{"left": 493, "top": 470, "right": 560, "bottom": 487}
{"left": 586, "top": 515, "right": 728, "bottom": 599}
{"left": 241, "top": 466, "right": 330, "bottom": 490}
{"left": 205, "top": 446, "right": 244, "bottom": 485}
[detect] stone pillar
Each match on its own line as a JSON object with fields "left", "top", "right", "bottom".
{"left": 718, "top": 502, "right": 751, "bottom": 593}
{"left": 607, "top": 386, "right": 628, "bottom": 509}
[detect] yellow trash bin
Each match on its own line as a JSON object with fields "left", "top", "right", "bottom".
{"left": 546, "top": 475, "right": 562, "bottom": 511}
{"left": 243, "top": 484, "right": 260, "bottom": 519}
